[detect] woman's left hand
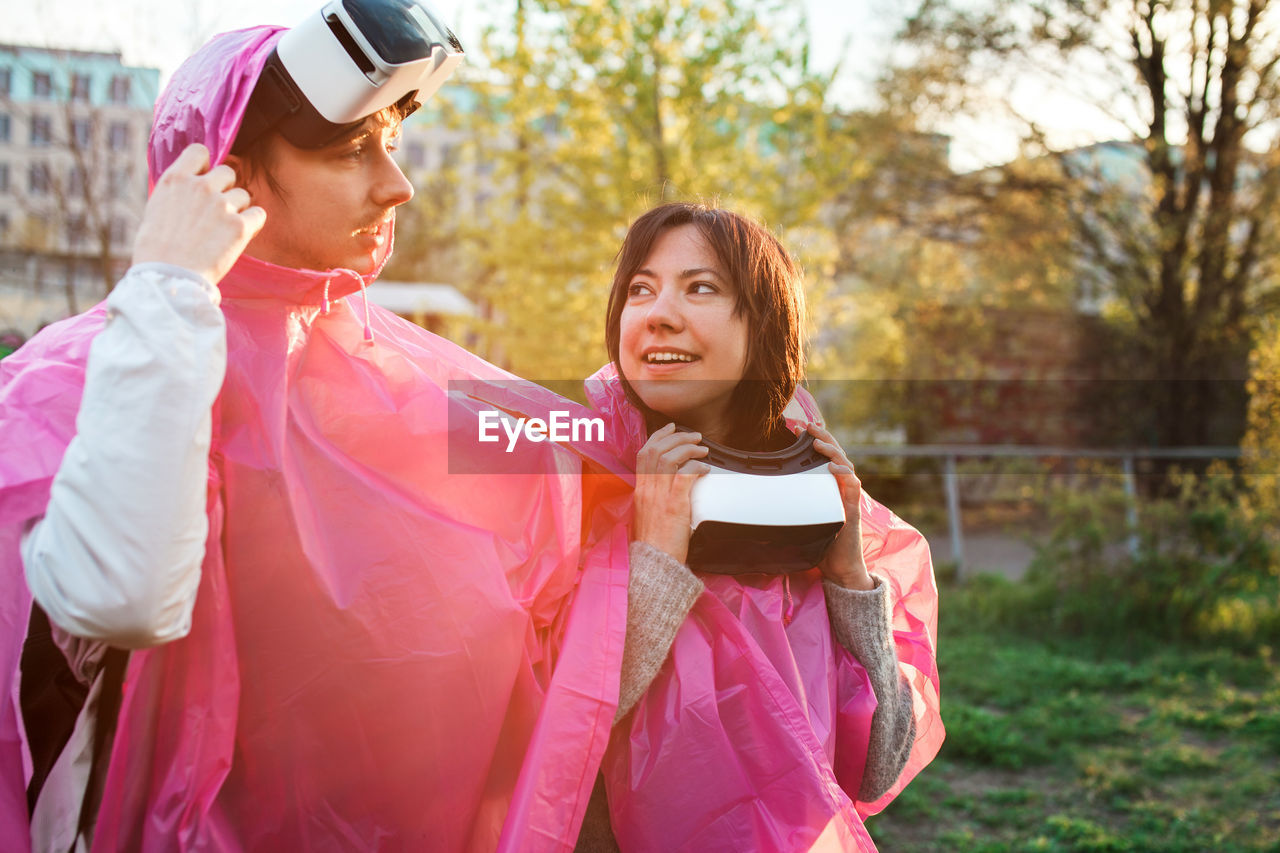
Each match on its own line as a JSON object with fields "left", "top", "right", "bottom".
{"left": 803, "top": 423, "right": 875, "bottom": 590}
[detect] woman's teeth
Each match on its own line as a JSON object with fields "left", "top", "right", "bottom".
{"left": 647, "top": 352, "right": 697, "bottom": 363}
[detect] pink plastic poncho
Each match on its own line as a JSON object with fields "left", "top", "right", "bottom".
{"left": 584, "top": 364, "right": 944, "bottom": 852}
{"left": 0, "top": 27, "right": 631, "bottom": 851}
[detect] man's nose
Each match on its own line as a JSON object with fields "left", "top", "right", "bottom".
{"left": 374, "top": 155, "right": 414, "bottom": 208}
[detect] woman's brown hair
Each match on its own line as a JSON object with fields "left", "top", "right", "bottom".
{"left": 605, "top": 203, "right": 806, "bottom": 450}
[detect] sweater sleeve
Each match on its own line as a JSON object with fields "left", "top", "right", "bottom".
{"left": 21, "top": 263, "right": 224, "bottom": 649}
{"left": 614, "top": 541, "right": 704, "bottom": 722}
{"left": 822, "top": 576, "right": 916, "bottom": 802}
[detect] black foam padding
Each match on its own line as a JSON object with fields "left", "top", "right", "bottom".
{"left": 687, "top": 520, "right": 844, "bottom": 575}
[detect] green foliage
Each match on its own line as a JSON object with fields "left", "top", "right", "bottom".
{"left": 943, "top": 703, "right": 1053, "bottom": 769}
{"left": 1243, "top": 319, "right": 1280, "bottom": 522}
{"left": 388, "top": 0, "right": 861, "bottom": 381}
{"left": 868, "top": 602, "right": 1280, "bottom": 851}
{"left": 889, "top": 0, "right": 1280, "bottom": 450}
{"left": 1043, "top": 816, "right": 1133, "bottom": 852}
{"left": 1021, "top": 469, "right": 1280, "bottom": 648}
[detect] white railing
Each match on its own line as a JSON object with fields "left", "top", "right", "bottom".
{"left": 840, "top": 444, "right": 1244, "bottom": 579}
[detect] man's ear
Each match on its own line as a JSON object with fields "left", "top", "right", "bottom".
{"left": 222, "top": 154, "right": 251, "bottom": 190}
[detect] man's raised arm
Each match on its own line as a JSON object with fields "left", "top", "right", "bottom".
{"left": 22, "top": 145, "right": 265, "bottom": 648}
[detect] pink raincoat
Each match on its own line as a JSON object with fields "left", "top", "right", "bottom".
{"left": 584, "top": 364, "right": 944, "bottom": 851}
{"left": 0, "top": 27, "right": 631, "bottom": 851}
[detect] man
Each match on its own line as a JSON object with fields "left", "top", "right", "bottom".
{"left": 0, "top": 5, "right": 629, "bottom": 850}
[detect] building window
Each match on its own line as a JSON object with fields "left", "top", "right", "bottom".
{"left": 109, "top": 216, "right": 129, "bottom": 247}
{"left": 29, "top": 163, "right": 51, "bottom": 195}
{"left": 0, "top": 163, "right": 9, "bottom": 193}
{"left": 108, "top": 75, "right": 131, "bottom": 104}
{"left": 108, "top": 121, "right": 130, "bottom": 151}
{"left": 71, "top": 118, "right": 92, "bottom": 148}
{"left": 68, "top": 166, "right": 86, "bottom": 199}
{"left": 0, "top": 68, "right": 11, "bottom": 96}
{"left": 108, "top": 167, "right": 129, "bottom": 199}
{"left": 0, "top": 114, "right": 9, "bottom": 144}
{"left": 67, "top": 213, "right": 88, "bottom": 246}
{"left": 439, "top": 143, "right": 456, "bottom": 169}
{"left": 406, "top": 141, "right": 427, "bottom": 169}
{"left": 33, "top": 72, "right": 53, "bottom": 99}
{"left": 71, "top": 73, "right": 91, "bottom": 102}
{"left": 30, "top": 115, "right": 53, "bottom": 146}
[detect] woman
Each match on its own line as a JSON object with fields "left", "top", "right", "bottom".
{"left": 578, "top": 203, "right": 943, "bottom": 851}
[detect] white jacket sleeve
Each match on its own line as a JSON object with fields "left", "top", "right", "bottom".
{"left": 22, "top": 263, "right": 225, "bottom": 649}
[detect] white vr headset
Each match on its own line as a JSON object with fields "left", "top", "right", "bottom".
{"left": 684, "top": 429, "right": 847, "bottom": 575}
{"left": 234, "top": 0, "right": 464, "bottom": 152}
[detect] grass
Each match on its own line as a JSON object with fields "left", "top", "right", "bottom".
{"left": 865, "top": 579, "right": 1280, "bottom": 852}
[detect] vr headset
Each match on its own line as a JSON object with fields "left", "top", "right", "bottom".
{"left": 684, "top": 429, "right": 847, "bottom": 575}
{"left": 234, "top": 0, "right": 464, "bottom": 153}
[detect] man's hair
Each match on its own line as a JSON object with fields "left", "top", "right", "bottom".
{"left": 604, "top": 202, "right": 806, "bottom": 450}
{"left": 228, "top": 104, "right": 406, "bottom": 199}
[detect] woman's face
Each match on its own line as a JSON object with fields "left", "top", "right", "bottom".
{"left": 618, "top": 224, "right": 749, "bottom": 441}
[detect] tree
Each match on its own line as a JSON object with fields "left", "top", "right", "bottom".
{"left": 889, "top": 0, "right": 1280, "bottom": 449}
{"left": 384, "top": 0, "right": 860, "bottom": 381}
{"left": 1242, "top": 315, "right": 1280, "bottom": 520}
{"left": 1, "top": 48, "right": 154, "bottom": 324}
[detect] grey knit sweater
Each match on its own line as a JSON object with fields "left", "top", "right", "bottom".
{"left": 575, "top": 542, "right": 917, "bottom": 851}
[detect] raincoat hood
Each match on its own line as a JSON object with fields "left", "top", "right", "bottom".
{"left": 151, "top": 25, "right": 397, "bottom": 303}
{"left": 148, "top": 26, "right": 283, "bottom": 186}
{"left": 0, "top": 26, "right": 631, "bottom": 852}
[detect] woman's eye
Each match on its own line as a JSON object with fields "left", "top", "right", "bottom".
{"left": 690, "top": 281, "right": 717, "bottom": 294}
{"left": 627, "top": 282, "right": 652, "bottom": 298}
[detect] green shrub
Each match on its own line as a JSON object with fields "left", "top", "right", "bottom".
{"left": 943, "top": 702, "right": 1053, "bottom": 768}
{"left": 1022, "top": 468, "right": 1280, "bottom": 648}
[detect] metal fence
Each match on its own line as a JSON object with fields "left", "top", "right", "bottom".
{"left": 840, "top": 444, "right": 1244, "bottom": 579}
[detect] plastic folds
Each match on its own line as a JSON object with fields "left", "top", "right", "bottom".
{"left": 586, "top": 364, "right": 944, "bottom": 851}
{"left": 1, "top": 26, "right": 631, "bottom": 852}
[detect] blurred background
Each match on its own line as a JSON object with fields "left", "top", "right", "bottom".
{"left": 3, "top": 1, "right": 1279, "bottom": 849}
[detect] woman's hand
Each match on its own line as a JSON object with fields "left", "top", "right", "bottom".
{"left": 633, "top": 423, "right": 711, "bottom": 565}
{"left": 804, "top": 423, "right": 875, "bottom": 590}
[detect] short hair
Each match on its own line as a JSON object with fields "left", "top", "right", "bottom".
{"left": 604, "top": 202, "right": 806, "bottom": 449}
{"left": 228, "top": 104, "right": 406, "bottom": 199}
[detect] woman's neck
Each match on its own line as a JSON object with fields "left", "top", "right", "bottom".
{"left": 646, "top": 409, "right": 791, "bottom": 452}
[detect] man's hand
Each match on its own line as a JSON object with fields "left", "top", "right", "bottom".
{"left": 132, "top": 144, "right": 266, "bottom": 285}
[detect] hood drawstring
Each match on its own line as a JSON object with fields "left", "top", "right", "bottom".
{"left": 359, "top": 277, "right": 374, "bottom": 343}
{"left": 320, "top": 270, "right": 375, "bottom": 344}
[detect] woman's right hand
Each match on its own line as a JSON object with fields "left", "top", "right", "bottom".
{"left": 633, "top": 423, "right": 711, "bottom": 564}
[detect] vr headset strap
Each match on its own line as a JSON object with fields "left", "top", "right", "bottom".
{"left": 231, "top": 59, "right": 303, "bottom": 154}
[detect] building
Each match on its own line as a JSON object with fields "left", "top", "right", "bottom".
{"left": 0, "top": 44, "right": 159, "bottom": 336}
{"left": 365, "top": 279, "right": 476, "bottom": 337}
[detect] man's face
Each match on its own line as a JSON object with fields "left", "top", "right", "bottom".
{"left": 232, "top": 118, "right": 413, "bottom": 274}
